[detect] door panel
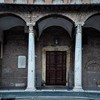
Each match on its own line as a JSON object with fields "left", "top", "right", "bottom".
{"left": 46, "top": 51, "right": 66, "bottom": 85}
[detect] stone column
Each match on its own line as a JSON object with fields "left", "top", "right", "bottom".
{"left": 73, "top": 24, "right": 83, "bottom": 91}
{"left": 26, "top": 23, "right": 36, "bottom": 91}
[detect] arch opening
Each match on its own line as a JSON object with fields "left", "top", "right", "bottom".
{"left": 83, "top": 14, "right": 100, "bottom": 90}
{"left": 36, "top": 14, "right": 75, "bottom": 38}
{"left": 0, "top": 13, "right": 28, "bottom": 90}
{"left": 84, "top": 14, "right": 100, "bottom": 32}
{"left": 35, "top": 25, "right": 74, "bottom": 89}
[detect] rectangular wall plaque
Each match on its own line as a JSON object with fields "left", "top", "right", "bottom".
{"left": 18, "top": 56, "right": 26, "bottom": 68}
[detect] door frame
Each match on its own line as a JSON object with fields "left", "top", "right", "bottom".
{"left": 42, "top": 46, "right": 70, "bottom": 86}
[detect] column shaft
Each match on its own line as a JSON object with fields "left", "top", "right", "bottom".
{"left": 73, "top": 24, "right": 83, "bottom": 91}
{"left": 26, "top": 24, "right": 36, "bottom": 91}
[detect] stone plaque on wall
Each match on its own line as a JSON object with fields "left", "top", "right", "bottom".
{"left": 18, "top": 56, "right": 26, "bottom": 68}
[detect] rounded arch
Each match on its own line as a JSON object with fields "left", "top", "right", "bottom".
{"left": 84, "top": 13, "right": 100, "bottom": 32}
{"left": 35, "top": 14, "right": 75, "bottom": 37}
{"left": 36, "top": 14, "right": 74, "bottom": 24}
{"left": 0, "top": 12, "right": 26, "bottom": 23}
{"left": 0, "top": 13, "right": 26, "bottom": 30}
{"left": 84, "top": 12, "right": 100, "bottom": 23}
{"left": 40, "top": 25, "right": 71, "bottom": 39}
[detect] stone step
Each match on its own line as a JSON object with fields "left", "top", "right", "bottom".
{"left": 15, "top": 97, "right": 98, "bottom": 100}
{"left": 1, "top": 91, "right": 100, "bottom": 100}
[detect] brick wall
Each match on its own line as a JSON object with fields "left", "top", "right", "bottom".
{"left": 2, "top": 0, "right": 95, "bottom": 4}
{"left": 1, "top": 27, "right": 28, "bottom": 89}
{"left": 64, "top": 0, "right": 70, "bottom": 3}
{"left": 28, "top": 0, "right": 33, "bottom": 4}
{"left": 4, "top": 0, "right": 13, "bottom": 3}
{"left": 35, "top": 26, "right": 74, "bottom": 89}
{"left": 83, "top": 0, "right": 90, "bottom": 3}
{"left": 82, "top": 28, "right": 100, "bottom": 90}
{"left": 45, "top": 0, "right": 52, "bottom": 4}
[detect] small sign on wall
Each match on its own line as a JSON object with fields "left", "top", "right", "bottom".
{"left": 18, "top": 56, "right": 26, "bottom": 68}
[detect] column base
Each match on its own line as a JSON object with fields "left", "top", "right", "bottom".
{"left": 25, "top": 87, "right": 36, "bottom": 91}
{"left": 73, "top": 86, "right": 84, "bottom": 92}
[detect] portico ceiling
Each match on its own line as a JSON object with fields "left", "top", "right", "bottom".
{"left": 84, "top": 14, "right": 100, "bottom": 32}
{"left": 0, "top": 14, "right": 26, "bottom": 42}
{"left": 36, "top": 16, "right": 74, "bottom": 37}
{"left": 0, "top": 15, "right": 26, "bottom": 30}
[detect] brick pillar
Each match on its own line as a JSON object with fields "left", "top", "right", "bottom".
{"left": 4, "top": 0, "right": 13, "bottom": 3}
{"left": 28, "top": 0, "right": 33, "bottom": 4}
{"left": 45, "top": 0, "right": 52, "bottom": 4}
{"left": 83, "top": 0, "right": 90, "bottom": 3}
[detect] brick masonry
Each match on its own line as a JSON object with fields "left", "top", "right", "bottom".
{"left": 3, "top": 0, "right": 92, "bottom": 4}
{"left": 1, "top": 27, "right": 28, "bottom": 89}
{"left": 82, "top": 28, "right": 100, "bottom": 90}
{"left": 35, "top": 26, "right": 74, "bottom": 89}
{"left": 4, "top": 0, "right": 13, "bottom": 3}
{"left": 0, "top": 6, "right": 99, "bottom": 90}
{"left": 0, "top": 17, "right": 100, "bottom": 90}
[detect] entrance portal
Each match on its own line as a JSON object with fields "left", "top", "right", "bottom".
{"left": 46, "top": 51, "right": 66, "bottom": 86}
{"left": 42, "top": 46, "right": 70, "bottom": 87}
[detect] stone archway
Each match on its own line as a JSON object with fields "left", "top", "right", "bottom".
{"left": 35, "top": 14, "right": 75, "bottom": 89}
{"left": 0, "top": 13, "right": 28, "bottom": 90}
{"left": 35, "top": 14, "right": 75, "bottom": 38}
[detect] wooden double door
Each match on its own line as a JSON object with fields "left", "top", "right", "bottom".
{"left": 46, "top": 51, "right": 66, "bottom": 86}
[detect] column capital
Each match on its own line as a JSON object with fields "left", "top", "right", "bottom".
{"left": 26, "top": 22, "right": 35, "bottom": 26}
{"left": 76, "top": 22, "right": 83, "bottom": 34}
{"left": 75, "top": 22, "right": 84, "bottom": 27}
{"left": 27, "top": 22, "right": 35, "bottom": 34}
